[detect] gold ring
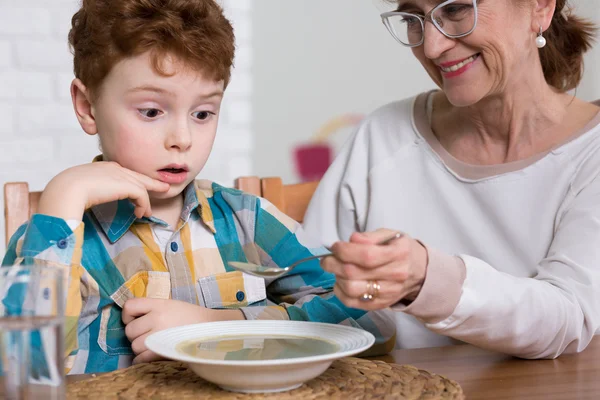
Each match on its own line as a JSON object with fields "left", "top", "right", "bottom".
{"left": 359, "top": 280, "right": 380, "bottom": 302}
{"left": 371, "top": 281, "right": 381, "bottom": 297}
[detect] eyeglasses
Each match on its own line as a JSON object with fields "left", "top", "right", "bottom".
{"left": 381, "top": 0, "right": 478, "bottom": 47}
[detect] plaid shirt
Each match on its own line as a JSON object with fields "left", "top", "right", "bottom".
{"left": 3, "top": 180, "right": 395, "bottom": 374}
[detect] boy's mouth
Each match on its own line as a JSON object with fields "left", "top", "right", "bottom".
{"left": 161, "top": 168, "right": 186, "bottom": 173}
{"left": 157, "top": 164, "right": 189, "bottom": 185}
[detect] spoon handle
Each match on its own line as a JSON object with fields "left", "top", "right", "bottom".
{"left": 287, "top": 232, "right": 403, "bottom": 270}
{"left": 286, "top": 253, "right": 331, "bottom": 270}
{"left": 376, "top": 232, "right": 404, "bottom": 246}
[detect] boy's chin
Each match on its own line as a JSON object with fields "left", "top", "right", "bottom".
{"left": 149, "top": 184, "right": 187, "bottom": 200}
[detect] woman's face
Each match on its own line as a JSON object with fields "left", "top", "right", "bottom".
{"left": 403, "top": 0, "right": 542, "bottom": 106}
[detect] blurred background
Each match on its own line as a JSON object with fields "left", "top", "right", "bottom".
{"left": 0, "top": 0, "right": 599, "bottom": 251}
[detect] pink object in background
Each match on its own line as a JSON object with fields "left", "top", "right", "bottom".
{"left": 293, "top": 143, "right": 333, "bottom": 182}
{"left": 292, "top": 113, "right": 364, "bottom": 182}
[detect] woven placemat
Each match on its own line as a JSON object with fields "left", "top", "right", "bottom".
{"left": 67, "top": 358, "right": 464, "bottom": 399}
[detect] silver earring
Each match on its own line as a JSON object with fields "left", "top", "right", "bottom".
{"left": 536, "top": 26, "right": 546, "bottom": 49}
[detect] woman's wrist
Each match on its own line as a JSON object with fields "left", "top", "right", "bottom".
{"left": 404, "top": 239, "right": 429, "bottom": 301}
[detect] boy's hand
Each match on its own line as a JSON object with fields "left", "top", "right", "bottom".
{"left": 122, "top": 298, "right": 245, "bottom": 365}
{"left": 38, "top": 162, "right": 170, "bottom": 220}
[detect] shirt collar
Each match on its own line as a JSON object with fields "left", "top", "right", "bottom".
{"left": 90, "top": 159, "right": 216, "bottom": 243}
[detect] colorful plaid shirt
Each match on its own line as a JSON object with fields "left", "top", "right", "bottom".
{"left": 3, "top": 180, "right": 395, "bottom": 374}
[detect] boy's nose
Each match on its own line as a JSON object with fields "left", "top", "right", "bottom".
{"left": 166, "top": 124, "right": 192, "bottom": 151}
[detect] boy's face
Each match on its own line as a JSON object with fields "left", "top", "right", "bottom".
{"left": 86, "top": 52, "right": 224, "bottom": 200}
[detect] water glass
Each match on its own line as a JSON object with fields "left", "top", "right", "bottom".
{"left": 0, "top": 260, "right": 67, "bottom": 400}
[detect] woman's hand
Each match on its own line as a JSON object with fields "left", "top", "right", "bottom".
{"left": 321, "top": 229, "right": 429, "bottom": 310}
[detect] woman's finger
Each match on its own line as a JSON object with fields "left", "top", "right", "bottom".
{"left": 333, "top": 283, "right": 397, "bottom": 311}
{"left": 349, "top": 229, "right": 400, "bottom": 245}
{"left": 322, "top": 255, "right": 410, "bottom": 283}
{"left": 322, "top": 257, "right": 368, "bottom": 280}
{"left": 336, "top": 278, "right": 405, "bottom": 303}
{"left": 329, "top": 240, "right": 404, "bottom": 269}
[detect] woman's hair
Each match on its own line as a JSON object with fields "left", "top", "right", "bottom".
{"left": 68, "top": 0, "right": 235, "bottom": 98}
{"left": 539, "top": 0, "right": 597, "bottom": 91}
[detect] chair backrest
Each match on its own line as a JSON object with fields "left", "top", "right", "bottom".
{"left": 235, "top": 176, "right": 319, "bottom": 223}
{"left": 4, "top": 182, "right": 42, "bottom": 246}
{"left": 234, "top": 176, "right": 261, "bottom": 196}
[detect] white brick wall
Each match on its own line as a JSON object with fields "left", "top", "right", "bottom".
{"left": 0, "top": 0, "right": 253, "bottom": 253}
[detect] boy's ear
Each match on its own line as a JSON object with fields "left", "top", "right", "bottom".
{"left": 71, "top": 79, "right": 98, "bottom": 136}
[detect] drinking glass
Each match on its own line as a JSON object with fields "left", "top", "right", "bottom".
{"left": 0, "top": 259, "right": 67, "bottom": 400}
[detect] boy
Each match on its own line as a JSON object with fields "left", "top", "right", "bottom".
{"left": 2, "top": 0, "right": 395, "bottom": 374}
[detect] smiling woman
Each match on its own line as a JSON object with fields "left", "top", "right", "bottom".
{"left": 304, "top": 0, "right": 600, "bottom": 359}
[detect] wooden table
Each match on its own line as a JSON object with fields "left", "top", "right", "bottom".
{"left": 4, "top": 337, "right": 599, "bottom": 399}
{"left": 370, "top": 336, "right": 600, "bottom": 399}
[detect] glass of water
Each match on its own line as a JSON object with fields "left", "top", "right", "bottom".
{"left": 0, "top": 259, "right": 67, "bottom": 400}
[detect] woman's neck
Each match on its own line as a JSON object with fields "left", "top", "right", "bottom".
{"left": 432, "top": 76, "right": 599, "bottom": 165}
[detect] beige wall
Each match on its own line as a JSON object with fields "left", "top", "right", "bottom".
{"left": 251, "top": 0, "right": 435, "bottom": 184}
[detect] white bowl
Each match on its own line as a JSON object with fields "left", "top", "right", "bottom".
{"left": 145, "top": 320, "right": 375, "bottom": 393}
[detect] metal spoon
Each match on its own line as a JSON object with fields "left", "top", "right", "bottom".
{"left": 228, "top": 232, "right": 403, "bottom": 278}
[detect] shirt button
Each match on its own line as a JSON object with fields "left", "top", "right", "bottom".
{"left": 57, "top": 239, "right": 68, "bottom": 249}
{"left": 236, "top": 291, "right": 245, "bottom": 302}
{"left": 170, "top": 242, "right": 179, "bottom": 252}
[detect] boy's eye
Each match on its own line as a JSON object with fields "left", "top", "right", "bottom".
{"left": 192, "top": 111, "right": 215, "bottom": 120}
{"left": 138, "top": 108, "right": 163, "bottom": 119}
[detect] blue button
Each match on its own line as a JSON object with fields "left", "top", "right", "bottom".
{"left": 170, "top": 242, "right": 179, "bottom": 252}
{"left": 57, "top": 239, "right": 68, "bottom": 249}
{"left": 236, "top": 291, "right": 245, "bottom": 302}
{"left": 43, "top": 288, "right": 50, "bottom": 300}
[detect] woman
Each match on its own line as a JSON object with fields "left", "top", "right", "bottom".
{"left": 303, "top": 0, "right": 600, "bottom": 359}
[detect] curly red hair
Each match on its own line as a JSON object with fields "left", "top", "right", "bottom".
{"left": 68, "top": 0, "right": 235, "bottom": 97}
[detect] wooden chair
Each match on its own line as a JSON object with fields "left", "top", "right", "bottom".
{"left": 235, "top": 176, "right": 319, "bottom": 223}
{"left": 4, "top": 182, "right": 42, "bottom": 246}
